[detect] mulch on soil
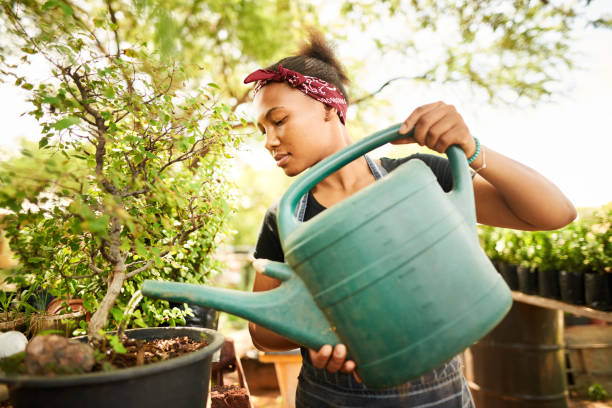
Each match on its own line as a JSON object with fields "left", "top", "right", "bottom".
{"left": 94, "top": 335, "right": 207, "bottom": 371}
{"left": 211, "top": 384, "right": 250, "bottom": 408}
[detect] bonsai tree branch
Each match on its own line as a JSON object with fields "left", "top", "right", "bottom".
{"left": 105, "top": 0, "right": 121, "bottom": 59}
{"left": 157, "top": 136, "right": 215, "bottom": 176}
{"left": 125, "top": 260, "right": 154, "bottom": 279}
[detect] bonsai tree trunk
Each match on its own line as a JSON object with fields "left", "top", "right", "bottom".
{"left": 87, "top": 217, "right": 126, "bottom": 340}
{"left": 88, "top": 266, "right": 126, "bottom": 339}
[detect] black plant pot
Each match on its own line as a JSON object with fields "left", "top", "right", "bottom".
{"left": 537, "top": 269, "right": 561, "bottom": 300}
{"left": 517, "top": 266, "right": 538, "bottom": 295}
{"left": 0, "top": 327, "right": 224, "bottom": 408}
{"left": 584, "top": 272, "right": 612, "bottom": 311}
{"left": 499, "top": 263, "right": 519, "bottom": 291}
{"left": 559, "top": 270, "right": 585, "bottom": 305}
{"left": 168, "top": 302, "right": 220, "bottom": 330}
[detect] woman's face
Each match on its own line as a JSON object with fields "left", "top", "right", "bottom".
{"left": 253, "top": 82, "right": 343, "bottom": 177}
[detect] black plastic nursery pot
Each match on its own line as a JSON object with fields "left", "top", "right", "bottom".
{"left": 0, "top": 327, "right": 224, "bottom": 408}
{"left": 537, "top": 269, "right": 561, "bottom": 300}
{"left": 559, "top": 270, "right": 585, "bottom": 305}
{"left": 499, "top": 263, "right": 519, "bottom": 291}
{"left": 584, "top": 272, "right": 612, "bottom": 311}
{"left": 517, "top": 266, "right": 538, "bottom": 295}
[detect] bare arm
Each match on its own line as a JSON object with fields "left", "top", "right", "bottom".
{"left": 249, "top": 260, "right": 358, "bottom": 377}
{"left": 471, "top": 146, "right": 576, "bottom": 230}
{"left": 249, "top": 261, "right": 300, "bottom": 352}
{"left": 397, "top": 101, "right": 577, "bottom": 231}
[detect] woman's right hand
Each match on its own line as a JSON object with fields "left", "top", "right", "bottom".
{"left": 309, "top": 344, "right": 361, "bottom": 382}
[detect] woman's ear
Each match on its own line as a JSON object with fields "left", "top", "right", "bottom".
{"left": 324, "top": 106, "right": 335, "bottom": 121}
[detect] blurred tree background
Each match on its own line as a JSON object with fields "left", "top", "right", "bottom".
{"left": 2, "top": 0, "right": 610, "bottom": 249}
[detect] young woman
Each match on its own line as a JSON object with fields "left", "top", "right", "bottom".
{"left": 244, "top": 32, "right": 576, "bottom": 408}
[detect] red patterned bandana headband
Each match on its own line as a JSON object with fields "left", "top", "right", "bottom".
{"left": 243, "top": 64, "right": 348, "bottom": 124}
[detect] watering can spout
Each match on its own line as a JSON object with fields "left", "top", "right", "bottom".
{"left": 142, "top": 261, "right": 340, "bottom": 350}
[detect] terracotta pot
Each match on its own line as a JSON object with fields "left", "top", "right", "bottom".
{"left": 28, "top": 298, "right": 89, "bottom": 337}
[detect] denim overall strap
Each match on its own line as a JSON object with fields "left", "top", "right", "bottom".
{"left": 365, "top": 154, "right": 387, "bottom": 178}
{"left": 295, "top": 155, "right": 385, "bottom": 222}
{"left": 295, "top": 192, "right": 309, "bottom": 223}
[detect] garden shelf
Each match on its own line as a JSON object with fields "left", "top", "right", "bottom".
{"left": 511, "top": 291, "right": 612, "bottom": 323}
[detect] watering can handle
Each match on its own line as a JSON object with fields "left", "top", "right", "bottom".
{"left": 278, "top": 123, "right": 476, "bottom": 242}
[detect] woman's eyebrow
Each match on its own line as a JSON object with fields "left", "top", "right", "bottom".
{"left": 264, "top": 106, "right": 284, "bottom": 121}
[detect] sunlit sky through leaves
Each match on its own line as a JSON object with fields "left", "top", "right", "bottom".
{"left": 2, "top": 2, "right": 611, "bottom": 208}
{"left": 235, "top": 1, "right": 612, "bottom": 209}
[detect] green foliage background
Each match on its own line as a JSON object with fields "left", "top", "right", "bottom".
{"left": 479, "top": 203, "right": 612, "bottom": 273}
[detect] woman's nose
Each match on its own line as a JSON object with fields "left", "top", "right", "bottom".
{"left": 265, "top": 130, "right": 280, "bottom": 152}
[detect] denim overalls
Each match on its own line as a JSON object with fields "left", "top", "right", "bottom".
{"left": 293, "top": 155, "right": 475, "bottom": 408}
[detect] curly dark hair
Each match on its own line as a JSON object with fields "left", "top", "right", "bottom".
{"left": 265, "top": 29, "right": 350, "bottom": 102}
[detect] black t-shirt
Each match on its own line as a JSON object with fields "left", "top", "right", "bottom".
{"left": 253, "top": 153, "right": 454, "bottom": 262}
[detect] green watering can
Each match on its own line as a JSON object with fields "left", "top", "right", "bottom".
{"left": 142, "top": 123, "right": 512, "bottom": 388}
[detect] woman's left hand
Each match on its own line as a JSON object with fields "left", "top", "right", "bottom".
{"left": 396, "top": 101, "right": 477, "bottom": 158}
{"left": 395, "top": 102, "right": 576, "bottom": 231}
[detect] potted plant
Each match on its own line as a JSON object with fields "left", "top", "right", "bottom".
{"left": 0, "top": 291, "right": 28, "bottom": 332}
{"left": 554, "top": 223, "right": 587, "bottom": 305}
{"left": 0, "top": 2, "right": 233, "bottom": 407}
{"left": 515, "top": 231, "right": 539, "bottom": 295}
{"left": 532, "top": 230, "right": 561, "bottom": 300}
{"left": 495, "top": 229, "right": 520, "bottom": 290}
{"left": 478, "top": 225, "right": 502, "bottom": 271}
{"left": 582, "top": 207, "right": 612, "bottom": 311}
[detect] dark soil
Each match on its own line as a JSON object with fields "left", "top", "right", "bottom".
{"left": 92, "top": 335, "right": 207, "bottom": 372}
{"left": 0, "top": 335, "right": 208, "bottom": 376}
{"left": 210, "top": 384, "right": 250, "bottom": 408}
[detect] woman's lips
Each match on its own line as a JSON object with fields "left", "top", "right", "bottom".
{"left": 275, "top": 153, "right": 290, "bottom": 167}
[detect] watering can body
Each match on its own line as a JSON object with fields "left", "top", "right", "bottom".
{"left": 143, "top": 123, "right": 512, "bottom": 389}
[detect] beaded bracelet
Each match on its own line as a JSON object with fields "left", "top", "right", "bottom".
{"left": 472, "top": 144, "right": 487, "bottom": 173}
{"left": 467, "top": 137, "right": 481, "bottom": 164}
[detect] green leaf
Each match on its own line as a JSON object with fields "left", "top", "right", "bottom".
{"left": 59, "top": 2, "right": 73, "bottom": 16}
{"left": 110, "top": 307, "right": 123, "bottom": 322}
{"left": 42, "top": 0, "right": 59, "bottom": 11}
{"left": 42, "top": 96, "right": 61, "bottom": 106}
{"left": 53, "top": 116, "right": 80, "bottom": 130}
{"left": 39, "top": 137, "right": 49, "bottom": 148}
{"left": 103, "top": 87, "right": 115, "bottom": 98}
{"left": 107, "top": 334, "right": 127, "bottom": 354}
{"left": 124, "top": 49, "right": 138, "bottom": 58}
{"left": 135, "top": 240, "right": 147, "bottom": 257}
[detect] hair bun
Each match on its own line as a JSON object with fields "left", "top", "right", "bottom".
{"left": 298, "top": 29, "right": 349, "bottom": 85}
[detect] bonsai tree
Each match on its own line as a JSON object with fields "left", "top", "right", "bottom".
{"left": 0, "top": 1, "right": 239, "bottom": 340}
